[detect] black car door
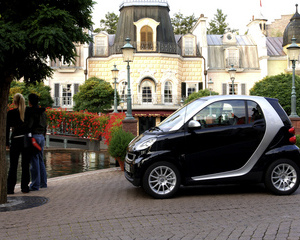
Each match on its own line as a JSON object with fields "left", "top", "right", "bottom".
{"left": 184, "top": 100, "right": 266, "bottom": 178}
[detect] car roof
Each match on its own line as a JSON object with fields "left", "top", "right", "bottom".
{"left": 198, "top": 95, "right": 274, "bottom": 102}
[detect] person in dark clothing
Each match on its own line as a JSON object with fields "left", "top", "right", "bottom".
{"left": 27, "top": 93, "right": 48, "bottom": 191}
{"left": 6, "top": 93, "right": 30, "bottom": 194}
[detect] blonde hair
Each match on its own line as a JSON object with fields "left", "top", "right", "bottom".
{"left": 13, "top": 93, "right": 25, "bottom": 122}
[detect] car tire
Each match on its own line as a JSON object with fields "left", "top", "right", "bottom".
{"left": 264, "top": 159, "right": 300, "bottom": 195}
{"left": 142, "top": 161, "right": 181, "bottom": 199}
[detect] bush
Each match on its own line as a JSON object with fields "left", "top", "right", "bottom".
{"left": 9, "top": 81, "right": 53, "bottom": 108}
{"left": 108, "top": 128, "right": 135, "bottom": 161}
{"left": 73, "top": 77, "right": 116, "bottom": 113}
{"left": 46, "top": 108, "right": 109, "bottom": 139}
{"left": 101, "top": 112, "right": 126, "bottom": 146}
{"left": 250, "top": 73, "right": 300, "bottom": 115}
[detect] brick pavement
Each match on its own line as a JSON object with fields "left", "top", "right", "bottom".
{"left": 1, "top": 168, "right": 300, "bottom": 240}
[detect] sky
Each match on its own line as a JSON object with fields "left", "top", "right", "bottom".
{"left": 92, "top": 0, "right": 298, "bottom": 34}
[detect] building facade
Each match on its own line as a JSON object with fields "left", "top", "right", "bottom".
{"left": 45, "top": 1, "right": 299, "bottom": 135}
{"left": 86, "top": 0, "right": 203, "bottom": 133}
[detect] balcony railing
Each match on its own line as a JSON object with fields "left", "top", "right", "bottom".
{"left": 92, "top": 41, "right": 201, "bottom": 57}
{"left": 53, "top": 97, "right": 73, "bottom": 108}
{"left": 122, "top": 94, "right": 183, "bottom": 106}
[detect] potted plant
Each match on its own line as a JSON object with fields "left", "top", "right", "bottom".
{"left": 108, "top": 128, "right": 135, "bottom": 171}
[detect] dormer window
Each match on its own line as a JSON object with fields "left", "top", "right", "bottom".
{"left": 94, "top": 33, "right": 108, "bottom": 56}
{"left": 225, "top": 47, "right": 239, "bottom": 68}
{"left": 141, "top": 26, "right": 153, "bottom": 50}
{"left": 134, "top": 18, "right": 160, "bottom": 52}
{"left": 182, "top": 34, "right": 196, "bottom": 56}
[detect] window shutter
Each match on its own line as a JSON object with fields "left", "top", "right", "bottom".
{"left": 181, "top": 82, "right": 186, "bottom": 98}
{"left": 74, "top": 84, "right": 79, "bottom": 95}
{"left": 54, "top": 84, "right": 60, "bottom": 98}
{"left": 198, "top": 82, "right": 203, "bottom": 91}
{"left": 222, "top": 83, "right": 227, "bottom": 95}
{"left": 54, "top": 83, "right": 60, "bottom": 107}
{"left": 241, "top": 83, "right": 246, "bottom": 95}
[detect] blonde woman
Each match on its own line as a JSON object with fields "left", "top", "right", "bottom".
{"left": 6, "top": 93, "right": 30, "bottom": 194}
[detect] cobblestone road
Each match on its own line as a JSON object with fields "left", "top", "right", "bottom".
{"left": 1, "top": 168, "right": 300, "bottom": 240}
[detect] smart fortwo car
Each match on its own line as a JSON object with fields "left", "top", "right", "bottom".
{"left": 124, "top": 95, "right": 300, "bottom": 199}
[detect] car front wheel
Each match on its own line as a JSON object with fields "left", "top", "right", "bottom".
{"left": 265, "top": 159, "right": 300, "bottom": 195}
{"left": 142, "top": 161, "right": 181, "bottom": 199}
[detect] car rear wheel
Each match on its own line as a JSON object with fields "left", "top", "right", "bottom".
{"left": 142, "top": 161, "right": 180, "bottom": 199}
{"left": 265, "top": 159, "right": 300, "bottom": 195}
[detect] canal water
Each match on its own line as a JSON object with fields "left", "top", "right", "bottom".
{"left": 6, "top": 150, "right": 116, "bottom": 182}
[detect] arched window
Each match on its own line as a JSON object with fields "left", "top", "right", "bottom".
{"left": 118, "top": 81, "right": 127, "bottom": 101}
{"left": 164, "top": 81, "right": 173, "bottom": 103}
{"left": 140, "top": 26, "right": 153, "bottom": 50}
{"left": 141, "top": 80, "right": 153, "bottom": 103}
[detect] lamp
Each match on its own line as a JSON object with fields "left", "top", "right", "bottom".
{"left": 111, "top": 63, "right": 119, "bottom": 113}
{"left": 121, "top": 38, "right": 135, "bottom": 120}
{"left": 208, "top": 78, "right": 213, "bottom": 95}
{"left": 228, "top": 64, "right": 236, "bottom": 95}
{"left": 287, "top": 37, "right": 300, "bottom": 118}
{"left": 120, "top": 99, "right": 124, "bottom": 113}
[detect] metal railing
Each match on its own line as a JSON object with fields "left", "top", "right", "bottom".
{"left": 53, "top": 95, "right": 183, "bottom": 108}
{"left": 53, "top": 97, "right": 73, "bottom": 108}
{"left": 91, "top": 41, "right": 201, "bottom": 57}
{"left": 129, "top": 94, "right": 182, "bottom": 105}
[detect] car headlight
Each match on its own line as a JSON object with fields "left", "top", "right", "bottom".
{"left": 136, "top": 138, "right": 156, "bottom": 151}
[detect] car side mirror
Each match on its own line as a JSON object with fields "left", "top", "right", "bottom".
{"left": 188, "top": 120, "right": 201, "bottom": 129}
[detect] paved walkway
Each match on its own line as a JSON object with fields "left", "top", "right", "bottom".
{"left": 1, "top": 168, "right": 300, "bottom": 240}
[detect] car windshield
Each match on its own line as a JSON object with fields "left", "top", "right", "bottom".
{"left": 158, "top": 99, "right": 207, "bottom": 132}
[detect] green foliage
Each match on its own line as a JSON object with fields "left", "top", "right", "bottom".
{"left": 96, "top": 12, "right": 119, "bottom": 34}
{"left": 184, "top": 89, "right": 219, "bottom": 104}
{"left": 207, "top": 9, "right": 237, "bottom": 34}
{"left": 9, "top": 81, "right": 53, "bottom": 108}
{"left": 0, "top": 0, "right": 94, "bottom": 204}
{"left": 108, "top": 128, "right": 135, "bottom": 160}
{"left": 171, "top": 12, "right": 198, "bottom": 35}
{"left": 250, "top": 73, "right": 300, "bottom": 115}
{"left": 0, "top": 0, "right": 94, "bottom": 83}
{"left": 73, "top": 77, "right": 115, "bottom": 113}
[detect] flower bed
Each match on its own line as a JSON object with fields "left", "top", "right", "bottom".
{"left": 46, "top": 108, "right": 124, "bottom": 141}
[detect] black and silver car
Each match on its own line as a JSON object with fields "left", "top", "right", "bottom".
{"left": 125, "top": 95, "right": 300, "bottom": 198}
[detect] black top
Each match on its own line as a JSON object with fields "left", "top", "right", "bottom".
{"left": 6, "top": 108, "right": 29, "bottom": 146}
{"left": 27, "top": 107, "right": 47, "bottom": 136}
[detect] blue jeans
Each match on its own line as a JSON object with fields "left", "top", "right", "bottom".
{"left": 30, "top": 134, "right": 47, "bottom": 190}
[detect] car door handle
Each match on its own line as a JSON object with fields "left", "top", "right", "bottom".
{"left": 253, "top": 120, "right": 265, "bottom": 130}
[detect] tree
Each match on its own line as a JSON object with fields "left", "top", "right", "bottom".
{"left": 250, "top": 73, "right": 300, "bottom": 115}
{"left": 73, "top": 77, "right": 115, "bottom": 113}
{"left": 171, "top": 12, "right": 198, "bottom": 35}
{"left": 94, "top": 12, "right": 119, "bottom": 34}
{"left": 207, "top": 9, "right": 237, "bottom": 34}
{"left": 0, "top": 0, "right": 94, "bottom": 203}
{"left": 9, "top": 81, "right": 54, "bottom": 108}
{"left": 184, "top": 89, "right": 219, "bottom": 104}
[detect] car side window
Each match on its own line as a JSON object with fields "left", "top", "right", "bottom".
{"left": 247, "top": 101, "right": 264, "bottom": 123}
{"left": 192, "top": 100, "right": 247, "bottom": 128}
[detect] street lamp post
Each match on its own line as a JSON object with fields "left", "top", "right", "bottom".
{"left": 228, "top": 64, "right": 236, "bottom": 95}
{"left": 111, "top": 63, "right": 119, "bottom": 113}
{"left": 120, "top": 99, "right": 124, "bottom": 113}
{"left": 287, "top": 37, "right": 300, "bottom": 118}
{"left": 121, "top": 38, "right": 135, "bottom": 120}
{"left": 208, "top": 78, "right": 213, "bottom": 95}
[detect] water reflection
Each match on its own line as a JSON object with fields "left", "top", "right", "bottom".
{"left": 6, "top": 150, "right": 115, "bottom": 182}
